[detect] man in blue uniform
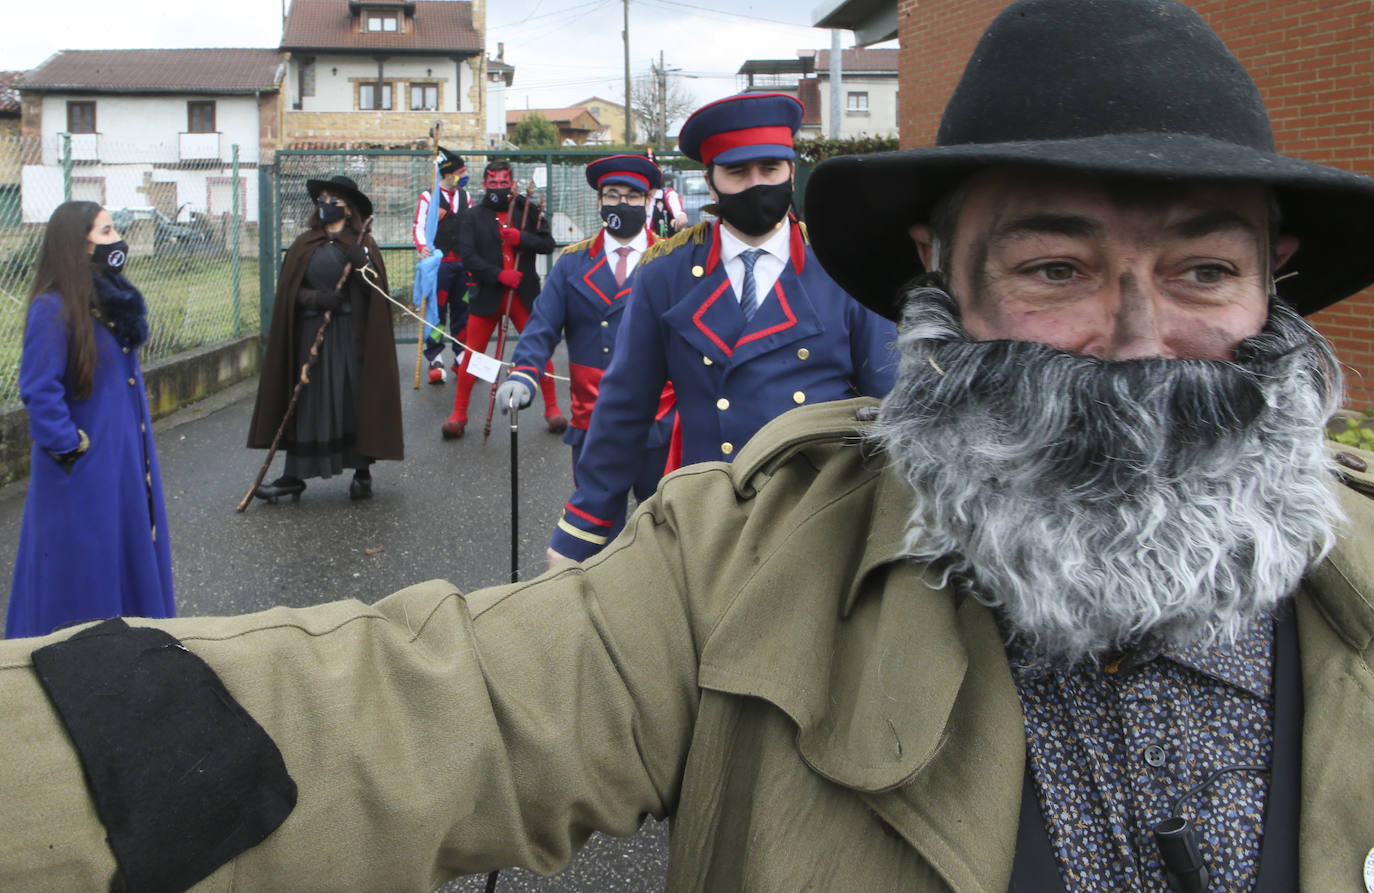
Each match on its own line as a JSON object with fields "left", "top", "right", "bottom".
{"left": 494, "top": 155, "right": 675, "bottom": 498}
{"left": 546, "top": 92, "right": 898, "bottom": 565}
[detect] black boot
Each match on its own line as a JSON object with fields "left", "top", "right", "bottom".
{"left": 255, "top": 476, "right": 306, "bottom": 503}
{"left": 349, "top": 470, "right": 373, "bottom": 501}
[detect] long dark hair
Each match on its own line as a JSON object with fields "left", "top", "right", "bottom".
{"left": 27, "top": 201, "right": 101, "bottom": 400}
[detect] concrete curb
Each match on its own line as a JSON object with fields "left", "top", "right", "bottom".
{"left": 0, "top": 334, "right": 261, "bottom": 487}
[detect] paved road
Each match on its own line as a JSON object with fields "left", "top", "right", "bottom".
{"left": 0, "top": 341, "right": 669, "bottom": 892}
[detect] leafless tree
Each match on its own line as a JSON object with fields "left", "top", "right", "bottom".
{"left": 630, "top": 67, "right": 695, "bottom": 149}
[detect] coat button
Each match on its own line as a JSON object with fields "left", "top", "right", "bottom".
{"left": 793, "top": 391, "right": 805, "bottom": 404}
{"left": 721, "top": 442, "right": 733, "bottom": 455}
{"left": 797, "top": 348, "right": 810, "bottom": 360}
{"left": 602, "top": 347, "right": 610, "bottom": 353}
{"left": 127, "top": 377, "right": 136, "bottom": 386}
{"left": 691, "top": 265, "right": 704, "bottom": 278}
{"left": 702, "top": 355, "right": 713, "bottom": 366}
{"left": 717, "top": 397, "right": 730, "bottom": 411}
{"left": 600, "top": 320, "right": 609, "bottom": 328}
{"left": 1143, "top": 745, "right": 1167, "bottom": 768}
{"left": 122, "top": 346, "right": 130, "bottom": 354}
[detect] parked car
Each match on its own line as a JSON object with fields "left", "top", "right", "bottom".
{"left": 675, "top": 170, "right": 713, "bottom": 226}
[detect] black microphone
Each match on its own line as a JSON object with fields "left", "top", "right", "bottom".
{"left": 1152, "top": 763, "right": 1267, "bottom": 893}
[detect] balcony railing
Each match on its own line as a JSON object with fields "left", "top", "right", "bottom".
{"left": 179, "top": 131, "right": 221, "bottom": 161}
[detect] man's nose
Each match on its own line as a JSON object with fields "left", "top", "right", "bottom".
{"left": 1105, "top": 272, "right": 1173, "bottom": 360}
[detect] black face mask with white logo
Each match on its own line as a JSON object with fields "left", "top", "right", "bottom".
{"left": 91, "top": 239, "right": 129, "bottom": 275}
{"left": 317, "top": 200, "right": 347, "bottom": 224}
{"left": 485, "top": 188, "right": 512, "bottom": 210}
{"left": 600, "top": 203, "right": 647, "bottom": 239}
{"left": 714, "top": 181, "right": 794, "bottom": 237}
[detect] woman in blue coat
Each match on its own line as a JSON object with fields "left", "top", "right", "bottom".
{"left": 5, "top": 201, "right": 175, "bottom": 638}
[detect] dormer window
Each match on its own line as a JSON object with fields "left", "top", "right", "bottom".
{"left": 367, "top": 12, "right": 398, "bottom": 31}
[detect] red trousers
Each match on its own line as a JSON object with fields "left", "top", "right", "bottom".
{"left": 451, "top": 298, "right": 561, "bottom": 419}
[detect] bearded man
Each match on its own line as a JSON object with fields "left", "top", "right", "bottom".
{"left": 2, "top": 1, "right": 1373, "bottom": 891}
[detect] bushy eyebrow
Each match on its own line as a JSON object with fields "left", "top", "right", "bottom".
{"left": 1166, "top": 209, "right": 1259, "bottom": 239}
{"left": 990, "top": 212, "right": 1103, "bottom": 246}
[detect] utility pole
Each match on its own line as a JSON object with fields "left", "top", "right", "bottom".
{"left": 829, "top": 30, "right": 843, "bottom": 139}
{"left": 657, "top": 50, "right": 668, "bottom": 150}
{"left": 623, "top": 0, "right": 633, "bottom": 146}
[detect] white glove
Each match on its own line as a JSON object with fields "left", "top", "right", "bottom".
{"left": 495, "top": 378, "right": 534, "bottom": 414}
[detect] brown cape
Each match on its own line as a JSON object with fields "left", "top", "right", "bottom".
{"left": 246, "top": 225, "right": 404, "bottom": 460}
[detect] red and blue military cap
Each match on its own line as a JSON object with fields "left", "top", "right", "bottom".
{"left": 678, "top": 93, "right": 804, "bottom": 166}
{"left": 585, "top": 154, "right": 663, "bottom": 193}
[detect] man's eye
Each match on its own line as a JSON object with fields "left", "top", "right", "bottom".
{"left": 1038, "top": 263, "right": 1075, "bottom": 282}
{"left": 1192, "top": 265, "right": 1230, "bottom": 284}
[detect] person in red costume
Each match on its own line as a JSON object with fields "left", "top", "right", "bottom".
{"left": 442, "top": 160, "right": 566, "bottom": 438}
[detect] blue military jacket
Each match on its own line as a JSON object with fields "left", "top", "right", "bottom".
{"left": 550, "top": 218, "right": 898, "bottom": 560}
{"left": 508, "top": 229, "right": 674, "bottom": 450}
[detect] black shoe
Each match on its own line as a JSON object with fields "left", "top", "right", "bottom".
{"left": 255, "top": 476, "right": 306, "bottom": 503}
{"left": 349, "top": 473, "right": 373, "bottom": 501}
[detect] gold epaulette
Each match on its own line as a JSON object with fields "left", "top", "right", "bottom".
{"left": 796, "top": 218, "right": 810, "bottom": 244}
{"left": 641, "top": 221, "right": 712, "bottom": 268}
{"left": 556, "top": 236, "right": 596, "bottom": 261}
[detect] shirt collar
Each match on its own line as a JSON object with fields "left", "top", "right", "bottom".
{"left": 718, "top": 220, "right": 790, "bottom": 266}
{"left": 606, "top": 228, "right": 648, "bottom": 254}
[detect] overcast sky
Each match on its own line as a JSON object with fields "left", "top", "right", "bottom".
{"left": 6, "top": 0, "right": 891, "bottom": 118}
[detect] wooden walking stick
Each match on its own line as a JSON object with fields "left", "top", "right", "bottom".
{"left": 483, "top": 180, "right": 538, "bottom": 443}
{"left": 237, "top": 217, "right": 375, "bottom": 511}
{"left": 414, "top": 121, "right": 443, "bottom": 388}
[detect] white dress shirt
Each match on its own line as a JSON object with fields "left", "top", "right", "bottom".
{"left": 719, "top": 223, "right": 789, "bottom": 312}
{"left": 604, "top": 227, "right": 649, "bottom": 279}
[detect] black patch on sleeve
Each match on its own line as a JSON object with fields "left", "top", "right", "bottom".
{"left": 32, "top": 618, "right": 296, "bottom": 893}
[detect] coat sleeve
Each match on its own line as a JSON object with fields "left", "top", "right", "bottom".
{"left": 847, "top": 300, "right": 899, "bottom": 398}
{"left": 19, "top": 295, "right": 81, "bottom": 455}
{"left": 458, "top": 209, "right": 499, "bottom": 288}
{"left": 508, "top": 252, "right": 572, "bottom": 390}
{"left": 549, "top": 269, "right": 670, "bottom": 560}
{"left": 0, "top": 462, "right": 747, "bottom": 890}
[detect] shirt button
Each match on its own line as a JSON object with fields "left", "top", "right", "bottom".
{"left": 721, "top": 442, "right": 734, "bottom": 455}
{"left": 702, "top": 355, "right": 713, "bottom": 366}
{"left": 600, "top": 320, "right": 609, "bottom": 328}
{"left": 127, "top": 377, "right": 136, "bottom": 386}
{"left": 1144, "top": 745, "right": 1167, "bottom": 768}
{"left": 717, "top": 397, "right": 729, "bottom": 411}
{"left": 797, "top": 348, "right": 810, "bottom": 360}
{"left": 793, "top": 391, "right": 805, "bottom": 405}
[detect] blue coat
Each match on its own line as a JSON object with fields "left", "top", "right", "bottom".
{"left": 508, "top": 229, "right": 675, "bottom": 450}
{"left": 6, "top": 293, "right": 175, "bottom": 638}
{"left": 550, "top": 219, "right": 897, "bottom": 560}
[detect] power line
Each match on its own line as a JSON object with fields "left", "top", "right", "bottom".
{"left": 635, "top": 0, "right": 818, "bottom": 27}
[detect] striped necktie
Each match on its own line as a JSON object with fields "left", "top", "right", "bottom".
{"left": 739, "top": 248, "right": 763, "bottom": 322}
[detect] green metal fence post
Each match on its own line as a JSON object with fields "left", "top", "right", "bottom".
{"left": 231, "top": 143, "right": 241, "bottom": 337}
{"left": 257, "top": 160, "right": 277, "bottom": 352}
{"left": 61, "top": 133, "right": 71, "bottom": 202}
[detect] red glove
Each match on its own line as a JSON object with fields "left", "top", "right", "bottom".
{"left": 500, "top": 227, "right": 523, "bottom": 247}
{"left": 497, "top": 269, "right": 523, "bottom": 290}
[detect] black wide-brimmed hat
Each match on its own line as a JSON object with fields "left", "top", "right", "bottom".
{"left": 306, "top": 175, "right": 373, "bottom": 220}
{"left": 805, "top": 0, "right": 1374, "bottom": 319}
{"left": 438, "top": 147, "right": 466, "bottom": 175}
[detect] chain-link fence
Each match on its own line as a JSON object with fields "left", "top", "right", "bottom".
{"left": 0, "top": 133, "right": 257, "bottom": 408}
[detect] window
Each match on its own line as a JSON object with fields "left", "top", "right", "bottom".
{"left": 359, "top": 83, "right": 393, "bottom": 110}
{"left": 299, "top": 58, "right": 316, "bottom": 97}
{"left": 409, "top": 83, "right": 438, "bottom": 111}
{"left": 67, "top": 101, "right": 96, "bottom": 133}
{"left": 187, "top": 101, "right": 216, "bottom": 133}
{"left": 590, "top": 105, "right": 601, "bottom": 118}
{"left": 366, "top": 13, "right": 398, "bottom": 31}
{"left": 846, "top": 92, "right": 869, "bottom": 113}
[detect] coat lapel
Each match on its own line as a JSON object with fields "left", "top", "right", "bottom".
{"left": 727, "top": 266, "right": 825, "bottom": 366}
{"left": 663, "top": 270, "right": 743, "bottom": 365}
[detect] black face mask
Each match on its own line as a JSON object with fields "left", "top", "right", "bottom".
{"left": 91, "top": 240, "right": 129, "bottom": 274}
{"left": 317, "top": 200, "right": 347, "bottom": 224}
{"left": 714, "top": 181, "right": 794, "bottom": 237}
{"left": 485, "top": 188, "right": 512, "bottom": 210}
{"left": 600, "top": 202, "right": 646, "bottom": 239}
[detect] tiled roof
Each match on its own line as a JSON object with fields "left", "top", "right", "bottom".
{"left": 0, "top": 71, "right": 22, "bottom": 113}
{"left": 282, "top": 0, "right": 481, "bottom": 54}
{"left": 813, "top": 48, "right": 899, "bottom": 73}
{"left": 507, "top": 108, "right": 602, "bottom": 130}
{"left": 19, "top": 50, "right": 286, "bottom": 94}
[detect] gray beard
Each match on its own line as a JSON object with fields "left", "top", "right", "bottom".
{"left": 871, "top": 287, "right": 1344, "bottom": 664}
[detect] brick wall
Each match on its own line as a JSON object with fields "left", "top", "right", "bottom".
{"left": 283, "top": 110, "right": 486, "bottom": 148}
{"left": 897, "top": 0, "right": 1374, "bottom": 408}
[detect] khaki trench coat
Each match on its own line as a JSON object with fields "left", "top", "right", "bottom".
{"left": 3, "top": 399, "right": 1372, "bottom": 892}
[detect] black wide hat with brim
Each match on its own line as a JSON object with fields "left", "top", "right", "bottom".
{"left": 306, "top": 175, "right": 373, "bottom": 220}
{"left": 805, "top": 0, "right": 1374, "bottom": 320}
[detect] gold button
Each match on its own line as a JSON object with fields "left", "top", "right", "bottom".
{"left": 141, "top": 423, "right": 146, "bottom": 433}
{"left": 721, "top": 442, "right": 734, "bottom": 455}
{"left": 797, "top": 348, "right": 810, "bottom": 360}
{"left": 127, "top": 377, "right": 136, "bottom": 386}
{"left": 603, "top": 347, "right": 610, "bottom": 353}
{"left": 122, "top": 346, "right": 130, "bottom": 354}
{"left": 716, "top": 397, "right": 730, "bottom": 411}
{"left": 691, "top": 264, "right": 704, "bottom": 278}
{"left": 146, "top": 472, "right": 152, "bottom": 485}
{"left": 793, "top": 391, "right": 805, "bottom": 405}
{"left": 702, "top": 355, "right": 713, "bottom": 366}
{"left": 600, "top": 320, "right": 609, "bottom": 327}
